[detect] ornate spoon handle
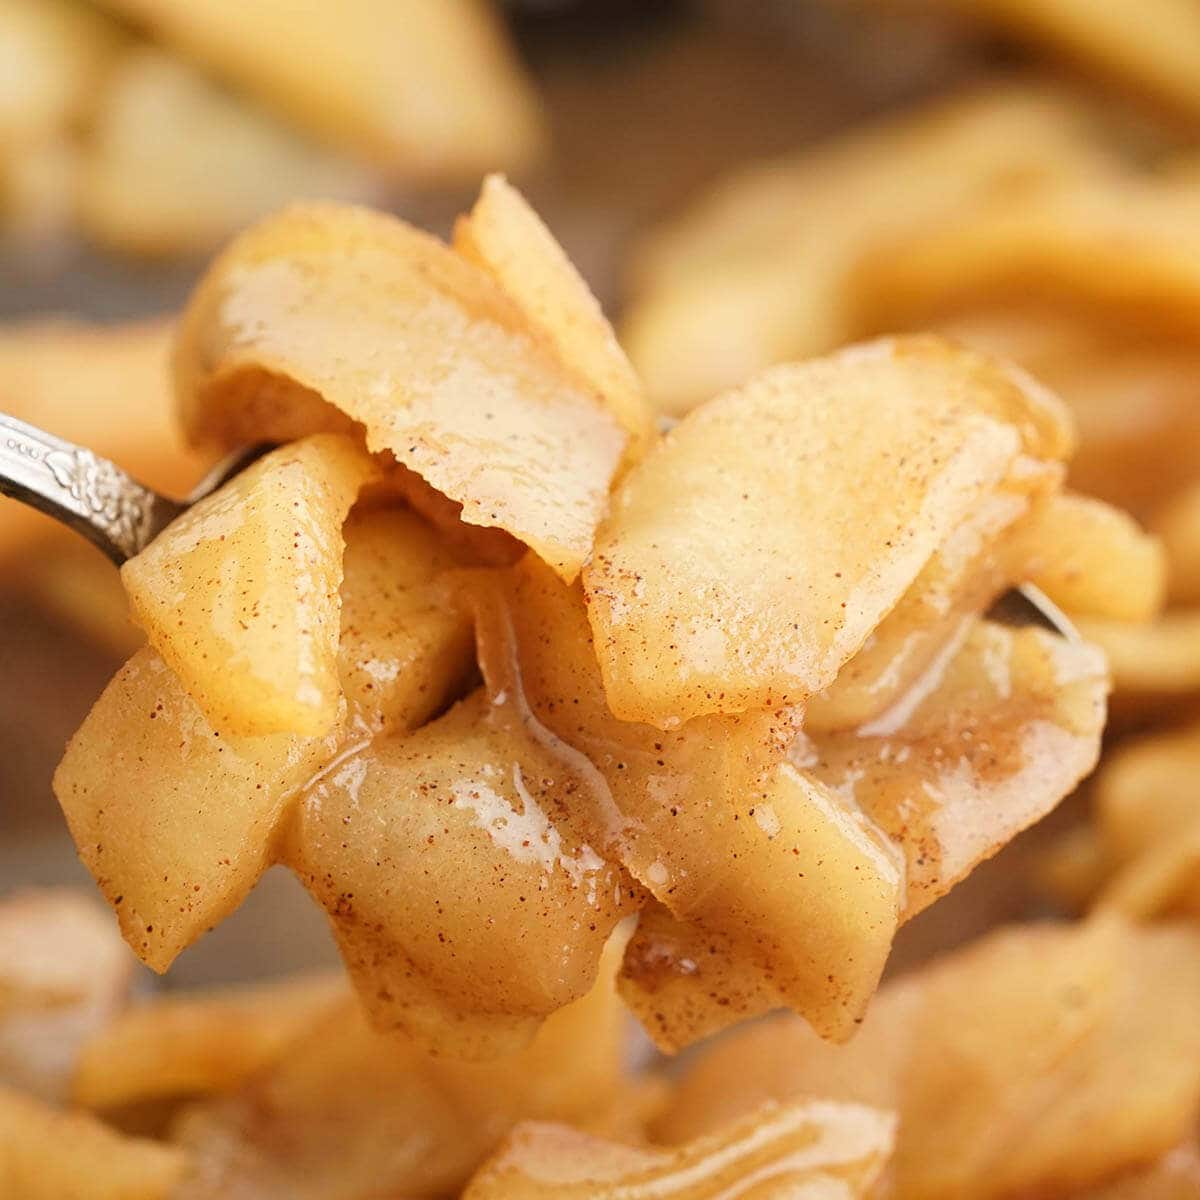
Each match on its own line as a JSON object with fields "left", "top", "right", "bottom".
{"left": 0, "top": 412, "right": 182, "bottom": 564}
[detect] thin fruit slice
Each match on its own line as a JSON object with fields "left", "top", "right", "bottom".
{"left": 122, "top": 433, "right": 376, "bottom": 738}
{"left": 584, "top": 336, "right": 1072, "bottom": 728}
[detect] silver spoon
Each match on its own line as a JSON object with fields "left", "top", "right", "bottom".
{"left": 0, "top": 411, "right": 268, "bottom": 565}
{"left": 0, "top": 409, "right": 1076, "bottom": 638}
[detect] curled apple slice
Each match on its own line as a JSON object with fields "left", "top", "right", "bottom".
{"left": 174, "top": 198, "right": 631, "bottom": 581}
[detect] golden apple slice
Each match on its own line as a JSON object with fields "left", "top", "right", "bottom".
{"left": 286, "top": 688, "right": 638, "bottom": 1058}
{"left": 454, "top": 174, "right": 654, "bottom": 455}
{"left": 1011, "top": 492, "right": 1165, "bottom": 622}
{"left": 622, "top": 84, "right": 1109, "bottom": 413}
{"left": 805, "top": 618, "right": 1107, "bottom": 919}
{"left": 122, "top": 433, "right": 376, "bottom": 738}
{"left": 174, "top": 200, "right": 630, "bottom": 580}
{"left": 56, "top": 504, "right": 474, "bottom": 973}
{"left": 584, "top": 336, "right": 1072, "bottom": 729}
{"left": 462, "top": 1100, "right": 895, "bottom": 1199}
{"left": 55, "top": 646, "right": 342, "bottom": 972}
{"left": 80, "top": 49, "right": 380, "bottom": 257}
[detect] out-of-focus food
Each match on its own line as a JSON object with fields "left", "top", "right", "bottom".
{"left": 1045, "top": 721, "right": 1200, "bottom": 919}
{"left": 91, "top": 0, "right": 543, "bottom": 181}
{"left": 0, "top": 0, "right": 541, "bottom": 254}
{"left": 175, "top": 196, "right": 641, "bottom": 582}
{"left": 79, "top": 49, "right": 380, "bottom": 257}
{"left": 1153, "top": 480, "right": 1200, "bottom": 605}
{"left": 0, "top": 1084, "right": 189, "bottom": 1200}
{"left": 56, "top": 173, "right": 1121, "bottom": 1061}
{"left": 462, "top": 1100, "right": 895, "bottom": 1199}
{"left": 173, "top": 939, "right": 631, "bottom": 1200}
{"left": 121, "top": 434, "right": 378, "bottom": 738}
{"left": 0, "top": 0, "right": 115, "bottom": 244}
{"left": 584, "top": 336, "right": 1072, "bottom": 725}
{"left": 0, "top": 890, "right": 131, "bottom": 1101}
{"left": 909, "top": 0, "right": 1200, "bottom": 118}
{"left": 622, "top": 84, "right": 1111, "bottom": 415}
{"left": 658, "top": 917, "right": 1200, "bottom": 1199}
{"left": 72, "top": 972, "right": 343, "bottom": 1110}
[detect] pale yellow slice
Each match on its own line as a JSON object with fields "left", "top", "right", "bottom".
{"left": 175, "top": 201, "right": 629, "bottom": 581}
{"left": 122, "top": 433, "right": 376, "bottom": 738}
{"left": 584, "top": 336, "right": 1071, "bottom": 728}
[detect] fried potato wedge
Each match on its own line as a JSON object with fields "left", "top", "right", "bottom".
{"left": 0, "top": 1085, "right": 188, "bottom": 1200}
{"left": 462, "top": 1100, "right": 895, "bottom": 1199}
{"left": 173, "top": 943, "right": 628, "bottom": 1200}
{"left": 584, "top": 337, "right": 1071, "bottom": 727}
{"left": 175, "top": 201, "right": 629, "bottom": 580}
{"left": 80, "top": 50, "right": 380, "bottom": 257}
{"left": 660, "top": 918, "right": 1200, "bottom": 1199}
{"left": 623, "top": 84, "right": 1110, "bottom": 412}
{"left": 931, "top": 0, "right": 1200, "bottom": 117}
{"left": 73, "top": 973, "right": 342, "bottom": 1110}
{"left": 0, "top": 319, "right": 209, "bottom": 560}
{"left": 454, "top": 174, "right": 654, "bottom": 455}
{"left": 90, "top": 0, "right": 542, "bottom": 179}
{"left": 122, "top": 434, "right": 377, "bottom": 739}
{"left": 56, "top": 505, "right": 474, "bottom": 972}
{"left": 0, "top": 891, "right": 131, "bottom": 1102}
{"left": 287, "top": 688, "right": 638, "bottom": 1058}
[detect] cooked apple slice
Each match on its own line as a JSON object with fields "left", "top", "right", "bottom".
{"left": 174, "top": 200, "right": 630, "bottom": 580}
{"left": 55, "top": 647, "right": 342, "bottom": 972}
{"left": 804, "top": 618, "right": 1107, "bottom": 919}
{"left": 56, "top": 504, "right": 475, "bottom": 973}
{"left": 584, "top": 336, "right": 1072, "bottom": 729}
{"left": 1011, "top": 491, "right": 1165, "bottom": 622}
{"left": 462, "top": 1100, "right": 895, "bottom": 1200}
{"left": 89, "top": 0, "right": 543, "bottom": 180}
{"left": 122, "top": 433, "right": 376, "bottom": 738}
{"left": 454, "top": 174, "right": 654, "bottom": 455}
{"left": 286, "top": 688, "right": 638, "bottom": 1058}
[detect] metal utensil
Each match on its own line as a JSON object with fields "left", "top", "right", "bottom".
{"left": 0, "top": 412, "right": 267, "bottom": 565}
